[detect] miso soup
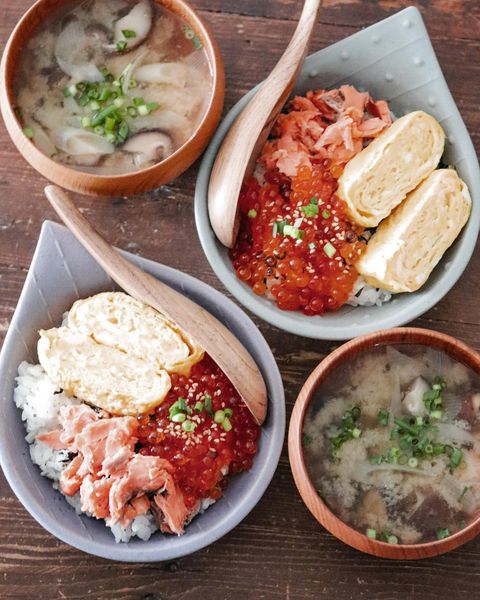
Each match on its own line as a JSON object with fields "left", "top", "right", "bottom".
{"left": 303, "top": 345, "right": 480, "bottom": 544}
{"left": 14, "top": 0, "right": 213, "bottom": 174}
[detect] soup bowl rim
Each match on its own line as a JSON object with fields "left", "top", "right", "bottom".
{"left": 288, "top": 326, "right": 480, "bottom": 560}
{"left": 0, "top": 0, "right": 225, "bottom": 196}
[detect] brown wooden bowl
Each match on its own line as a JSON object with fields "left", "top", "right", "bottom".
{"left": 288, "top": 327, "right": 480, "bottom": 560}
{"left": 0, "top": 0, "right": 225, "bottom": 197}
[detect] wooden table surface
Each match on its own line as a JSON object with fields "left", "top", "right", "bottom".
{"left": 1, "top": 1, "right": 480, "bottom": 598}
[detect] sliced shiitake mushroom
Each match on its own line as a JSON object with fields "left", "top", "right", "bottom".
{"left": 122, "top": 130, "right": 173, "bottom": 167}
{"left": 113, "top": 0, "right": 153, "bottom": 52}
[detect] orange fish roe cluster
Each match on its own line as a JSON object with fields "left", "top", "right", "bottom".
{"left": 137, "top": 354, "right": 260, "bottom": 511}
{"left": 230, "top": 163, "right": 366, "bottom": 315}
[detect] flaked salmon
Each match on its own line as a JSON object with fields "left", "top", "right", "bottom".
{"left": 38, "top": 404, "right": 190, "bottom": 534}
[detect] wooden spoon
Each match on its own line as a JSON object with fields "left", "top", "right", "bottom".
{"left": 208, "top": 0, "right": 322, "bottom": 248}
{"left": 44, "top": 185, "right": 267, "bottom": 425}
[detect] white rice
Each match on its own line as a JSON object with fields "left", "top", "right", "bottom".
{"left": 14, "top": 361, "right": 159, "bottom": 543}
{"left": 346, "top": 277, "right": 392, "bottom": 308}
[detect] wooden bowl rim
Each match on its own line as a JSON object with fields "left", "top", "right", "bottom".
{"left": 0, "top": 0, "right": 225, "bottom": 195}
{"left": 288, "top": 326, "right": 480, "bottom": 560}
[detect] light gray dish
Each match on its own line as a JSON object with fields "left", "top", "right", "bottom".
{"left": 0, "top": 221, "right": 285, "bottom": 562}
{"left": 194, "top": 7, "right": 480, "bottom": 340}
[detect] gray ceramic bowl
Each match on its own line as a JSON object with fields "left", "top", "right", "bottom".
{"left": 0, "top": 221, "right": 285, "bottom": 562}
{"left": 195, "top": 7, "right": 480, "bottom": 340}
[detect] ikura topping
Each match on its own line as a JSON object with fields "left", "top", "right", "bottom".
{"left": 230, "top": 85, "right": 393, "bottom": 315}
{"left": 136, "top": 354, "right": 260, "bottom": 511}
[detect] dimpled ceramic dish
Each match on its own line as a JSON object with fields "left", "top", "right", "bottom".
{"left": 194, "top": 7, "right": 480, "bottom": 340}
{"left": 0, "top": 221, "right": 285, "bottom": 562}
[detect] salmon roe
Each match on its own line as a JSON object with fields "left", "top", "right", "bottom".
{"left": 136, "top": 354, "right": 260, "bottom": 511}
{"left": 230, "top": 164, "right": 366, "bottom": 315}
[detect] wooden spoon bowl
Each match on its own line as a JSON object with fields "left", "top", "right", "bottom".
{"left": 288, "top": 327, "right": 480, "bottom": 559}
{"left": 0, "top": 0, "right": 224, "bottom": 197}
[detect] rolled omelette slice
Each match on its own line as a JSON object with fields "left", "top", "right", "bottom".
{"left": 66, "top": 291, "right": 204, "bottom": 376}
{"left": 38, "top": 327, "right": 172, "bottom": 415}
{"left": 356, "top": 169, "right": 472, "bottom": 293}
{"left": 337, "top": 111, "right": 445, "bottom": 227}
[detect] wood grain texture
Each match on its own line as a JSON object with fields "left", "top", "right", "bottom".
{"left": 208, "top": 0, "right": 322, "bottom": 247}
{"left": 288, "top": 328, "right": 480, "bottom": 560}
{"left": 0, "top": 1, "right": 479, "bottom": 598}
{"left": 0, "top": 0, "right": 225, "bottom": 196}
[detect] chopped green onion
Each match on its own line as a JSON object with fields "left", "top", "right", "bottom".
{"left": 408, "top": 457, "right": 418, "bottom": 468}
{"left": 194, "top": 401, "right": 204, "bottom": 413}
{"left": 89, "top": 100, "right": 101, "bottom": 111}
{"left": 387, "top": 535, "right": 398, "bottom": 544}
{"left": 94, "top": 125, "right": 104, "bottom": 135}
{"left": 106, "top": 132, "right": 116, "bottom": 143}
{"left": 116, "top": 40, "right": 128, "bottom": 52}
{"left": 204, "top": 394, "right": 213, "bottom": 416}
{"left": 78, "top": 94, "right": 89, "bottom": 107}
{"left": 127, "top": 106, "right": 138, "bottom": 117}
{"left": 122, "top": 29, "right": 136, "bottom": 38}
{"left": 222, "top": 417, "right": 233, "bottom": 432}
{"left": 23, "top": 126, "right": 34, "bottom": 139}
{"left": 300, "top": 203, "right": 319, "bottom": 217}
{"left": 458, "top": 486, "right": 469, "bottom": 502}
{"left": 351, "top": 406, "right": 361, "bottom": 420}
{"left": 247, "top": 209, "right": 257, "bottom": 218}
{"left": 283, "top": 225, "right": 304, "bottom": 240}
{"left": 214, "top": 410, "right": 225, "bottom": 424}
{"left": 366, "top": 528, "right": 377, "bottom": 539}
{"left": 105, "top": 116, "right": 116, "bottom": 131}
{"left": 138, "top": 104, "right": 149, "bottom": 116}
{"left": 133, "top": 97, "right": 145, "bottom": 107}
{"left": 308, "top": 242, "right": 316, "bottom": 251}
{"left": 352, "top": 427, "right": 362, "bottom": 439}
{"left": 114, "top": 97, "right": 126, "bottom": 108}
{"left": 118, "top": 121, "right": 129, "bottom": 142}
{"left": 323, "top": 242, "right": 336, "bottom": 258}
{"left": 171, "top": 413, "right": 186, "bottom": 423}
{"left": 224, "top": 408, "right": 233, "bottom": 418}
{"left": 415, "top": 416, "right": 424, "bottom": 426}
{"left": 146, "top": 101, "right": 160, "bottom": 113}
{"left": 91, "top": 104, "right": 118, "bottom": 127}
{"left": 378, "top": 409, "right": 389, "bottom": 426}
{"left": 430, "top": 410, "right": 443, "bottom": 420}
{"left": 128, "top": 78, "right": 137, "bottom": 89}
{"left": 322, "top": 209, "right": 331, "bottom": 219}
{"left": 436, "top": 528, "right": 450, "bottom": 540}
{"left": 450, "top": 447, "right": 463, "bottom": 469}
{"left": 182, "top": 420, "right": 196, "bottom": 433}
{"left": 81, "top": 116, "right": 92, "bottom": 128}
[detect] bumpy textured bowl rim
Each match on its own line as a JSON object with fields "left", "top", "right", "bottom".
{"left": 0, "top": 221, "right": 285, "bottom": 562}
{"left": 194, "top": 6, "right": 480, "bottom": 340}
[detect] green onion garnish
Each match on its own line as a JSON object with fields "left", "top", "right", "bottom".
{"left": 23, "top": 126, "right": 34, "bottom": 139}
{"left": 127, "top": 106, "right": 138, "bottom": 117}
{"left": 138, "top": 104, "right": 149, "bottom": 116}
{"left": 300, "top": 203, "right": 319, "bottom": 218}
{"left": 116, "top": 40, "right": 128, "bottom": 52}
{"left": 122, "top": 29, "right": 136, "bottom": 38}
{"left": 283, "top": 225, "right": 304, "bottom": 240}
{"left": 408, "top": 457, "right": 418, "bottom": 468}
{"left": 378, "top": 409, "right": 389, "bottom": 426}
{"left": 366, "top": 528, "right": 377, "bottom": 539}
{"left": 133, "top": 97, "right": 145, "bottom": 107}
{"left": 204, "top": 394, "right": 213, "bottom": 416}
{"left": 323, "top": 242, "right": 336, "bottom": 258}
{"left": 89, "top": 100, "right": 101, "bottom": 111}
{"left": 194, "top": 401, "right": 204, "bottom": 413}
{"left": 171, "top": 413, "right": 186, "bottom": 423}
{"left": 458, "top": 486, "right": 469, "bottom": 502}
{"left": 146, "top": 101, "right": 160, "bottom": 113}
{"left": 81, "top": 116, "right": 91, "bottom": 128}
{"left": 182, "top": 420, "right": 196, "bottom": 433}
{"left": 214, "top": 410, "right": 225, "bottom": 424}
{"left": 224, "top": 408, "right": 233, "bottom": 418}
{"left": 450, "top": 447, "right": 463, "bottom": 469}
{"left": 321, "top": 209, "right": 331, "bottom": 219}
{"left": 222, "top": 417, "right": 232, "bottom": 432}
{"left": 436, "top": 528, "right": 450, "bottom": 540}
{"left": 387, "top": 535, "right": 398, "bottom": 544}
{"left": 308, "top": 242, "right": 316, "bottom": 251}
{"left": 247, "top": 209, "right": 257, "bottom": 218}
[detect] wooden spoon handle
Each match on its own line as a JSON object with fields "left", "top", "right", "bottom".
{"left": 44, "top": 185, "right": 267, "bottom": 425}
{"left": 208, "top": 0, "right": 322, "bottom": 248}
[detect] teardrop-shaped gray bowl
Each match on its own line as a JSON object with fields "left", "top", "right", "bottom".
{"left": 194, "top": 7, "right": 480, "bottom": 340}
{"left": 0, "top": 221, "right": 285, "bottom": 562}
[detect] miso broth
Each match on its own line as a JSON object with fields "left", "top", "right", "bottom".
{"left": 303, "top": 345, "right": 480, "bottom": 544}
{"left": 14, "top": 0, "right": 213, "bottom": 174}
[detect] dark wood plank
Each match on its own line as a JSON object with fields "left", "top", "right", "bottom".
{"left": 0, "top": 1, "right": 480, "bottom": 598}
